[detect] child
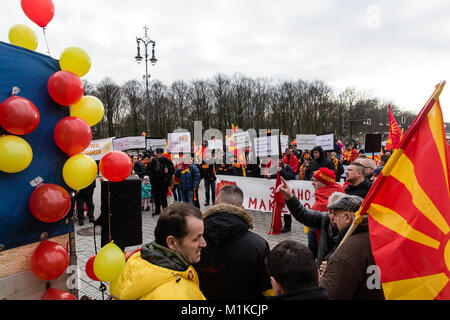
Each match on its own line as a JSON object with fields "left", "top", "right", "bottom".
{"left": 141, "top": 176, "right": 152, "bottom": 211}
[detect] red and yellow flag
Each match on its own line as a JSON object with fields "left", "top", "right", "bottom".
{"left": 385, "top": 105, "right": 402, "bottom": 151}
{"left": 268, "top": 163, "right": 283, "bottom": 235}
{"left": 358, "top": 81, "right": 450, "bottom": 299}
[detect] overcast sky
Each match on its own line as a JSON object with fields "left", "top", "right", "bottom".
{"left": 2, "top": 0, "right": 450, "bottom": 123}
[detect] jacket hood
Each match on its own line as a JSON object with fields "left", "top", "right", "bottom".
{"left": 312, "top": 146, "right": 325, "bottom": 159}
{"left": 203, "top": 203, "right": 253, "bottom": 229}
{"left": 203, "top": 204, "right": 254, "bottom": 246}
{"left": 140, "top": 241, "right": 189, "bottom": 272}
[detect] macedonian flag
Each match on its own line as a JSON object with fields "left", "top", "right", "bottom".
{"left": 358, "top": 81, "right": 450, "bottom": 299}
{"left": 385, "top": 105, "right": 402, "bottom": 151}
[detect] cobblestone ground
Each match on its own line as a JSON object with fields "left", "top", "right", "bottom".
{"left": 74, "top": 178, "right": 308, "bottom": 300}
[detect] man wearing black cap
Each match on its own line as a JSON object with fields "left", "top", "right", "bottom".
{"left": 319, "top": 192, "right": 384, "bottom": 300}
{"left": 146, "top": 147, "right": 174, "bottom": 216}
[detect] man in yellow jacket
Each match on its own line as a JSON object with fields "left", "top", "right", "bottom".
{"left": 110, "top": 202, "right": 207, "bottom": 300}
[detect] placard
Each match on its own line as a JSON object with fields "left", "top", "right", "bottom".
{"left": 316, "top": 133, "right": 334, "bottom": 151}
{"left": 296, "top": 134, "right": 317, "bottom": 150}
{"left": 113, "top": 136, "right": 146, "bottom": 151}
{"left": 207, "top": 139, "right": 223, "bottom": 150}
{"left": 146, "top": 138, "right": 167, "bottom": 151}
{"left": 254, "top": 135, "right": 279, "bottom": 157}
{"left": 168, "top": 132, "right": 191, "bottom": 153}
{"left": 280, "top": 135, "right": 289, "bottom": 152}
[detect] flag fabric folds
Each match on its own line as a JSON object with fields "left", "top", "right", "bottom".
{"left": 385, "top": 105, "right": 403, "bottom": 151}
{"left": 357, "top": 81, "right": 450, "bottom": 299}
{"left": 268, "top": 164, "right": 284, "bottom": 235}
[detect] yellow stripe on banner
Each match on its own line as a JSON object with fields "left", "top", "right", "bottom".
{"left": 382, "top": 273, "right": 448, "bottom": 300}
{"left": 389, "top": 153, "right": 450, "bottom": 235}
{"left": 369, "top": 204, "right": 441, "bottom": 249}
{"left": 428, "top": 100, "right": 450, "bottom": 193}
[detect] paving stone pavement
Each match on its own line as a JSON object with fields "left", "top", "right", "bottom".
{"left": 74, "top": 178, "right": 308, "bottom": 300}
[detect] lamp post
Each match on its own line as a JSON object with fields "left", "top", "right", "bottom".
{"left": 135, "top": 25, "right": 157, "bottom": 138}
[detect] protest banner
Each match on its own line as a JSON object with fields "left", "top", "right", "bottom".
{"left": 296, "top": 134, "right": 317, "bottom": 150}
{"left": 146, "top": 138, "right": 167, "bottom": 151}
{"left": 82, "top": 137, "right": 114, "bottom": 160}
{"left": 113, "top": 136, "right": 146, "bottom": 151}
{"left": 316, "top": 133, "right": 334, "bottom": 151}
{"left": 216, "top": 175, "right": 318, "bottom": 213}
{"left": 254, "top": 135, "right": 279, "bottom": 157}
{"left": 168, "top": 132, "right": 191, "bottom": 153}
{"left": 280, "top": 135, "right": 289, "bottom": 152}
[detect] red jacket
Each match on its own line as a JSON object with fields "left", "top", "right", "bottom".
{"left": 312, "top": 183, "right": 345, "bottom": 212}
{"left": 282, "top": 153, "right": 299, "bottom": 174}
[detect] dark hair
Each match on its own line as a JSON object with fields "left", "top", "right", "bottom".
{"left": 266, "top": 240, "right": 318, "bottom": 292}
{"left": 154, "top": 202, "right": 203, "bottom": 247}
{"left": 380, "top": 154, "right": 390, "bottom": 163}
{"left": 217, "top": 185, "right": 244, "bottom": 207}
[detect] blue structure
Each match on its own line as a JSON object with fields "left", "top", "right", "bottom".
{"left": 0, "top": 41, "right": 74, "bottom": 250}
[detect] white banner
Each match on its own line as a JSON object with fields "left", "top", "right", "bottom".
{"left": 207, "top": 139, "right": 223, "bottom": 150}
{"left": 316, "top": 133, "right": 334, "bottom": 151}
{"left": 146, "top": 138, "right": 167, "bottom": 151}
{"left": 280, "top": 135, "right": 289, "bottom": 152}
{"left": 168, "top": 132, "right": 191, "bottom": 153}
{"left": 82, "top": 137, "right": 114, "bottom": 160}
{"left": 216, "top": 175, "right": 316, "bottom": 213}
{"left": 113, "top": 136, "right": 146, "bottom": 151}
{"left": 254, "top": 136, "right": 279, "bottom": 157}
{"left": 296, "top": 134, "right": 317, "bottom": 150}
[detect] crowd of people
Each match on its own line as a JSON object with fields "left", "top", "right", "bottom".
{"left": 92, "top": 139, "right": 394, "bottom": 300}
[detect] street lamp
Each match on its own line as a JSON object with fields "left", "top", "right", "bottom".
{"left": 135, "top": 25, "right": 157, "bottom": 138}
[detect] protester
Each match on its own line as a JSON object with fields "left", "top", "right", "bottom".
{"left": 75, "top": 179, "right": 96, "bottom": 226}
{"left": 340, "top": 144, "right": 359, "bottom": 165}
{"left": 328, "top": 151, "right": 344, "bottom": 182}
{"left": 282, "top": 147, "right": 299, "bottom": 176}
{"left": 370, "top": 166, "right": 383, "bottom": 182}
{"left": 276, "top": 177, "right": 343, "bottom": 269}
{"left": 354, "top": 157, "right": 376, "bottom": 180}
{"left": 298, "top": 155, "right": 312, "bottom": 180}
{"left": 172, "top": 156, "right": 183, "bottom": 202}
{"left": 147, "top": 148, "right": 174, "bottom": 217}
{"left": 201, "top": 152, "right": 218, "bottom": 206}
{"left": 305, "top": 146, "right": 335, "bottom": 180}
{"left": 174, "top": 154, "right": 201, "bottom": 206}
{"left": 110, "top": 202, "right": 207, "bottom": 300}
{"left": 195, "top": 185, "right": 273, "bottom": 300}
{"left": 132, "top": 155, "right": 146, "bottom": 179}
{"left": 319, "top": 193, "right": 385, "bottom": 300}
{"left": 306, "top": 168, "right": 345, "bottom": 258}
{"left": 344, "top": 162, "right": 372, "bottom": 198}
{"left": 265, "top": 240, "right": 328, "bottom": 300}
{"left": 141, "top": 175, "right": 152, "bottom": 212}
{"left": 378, "top": 154, "right": 391, "bottom": 167}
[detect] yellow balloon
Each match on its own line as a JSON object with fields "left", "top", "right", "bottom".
{"left": 62, "top": 154, "right": 97, "bottom": 191}
{"left": 93, "top": 242, "right": 126, "bottom": 282}
{"left": 70, "top": 96, "right": 105, "bottom": 126}
{"left": 0, "top": 135, "right": 33, "bottom": 173}
{"left": 59, "top": 47, "right": 91, "bottom": 77}
{"left": 8, "top": 24, "right": 38, "bottom": 51}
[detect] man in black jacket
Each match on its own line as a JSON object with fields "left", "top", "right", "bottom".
{"left": 344, "top": 162, "right": 372, "bottom": 199}
{"left": 146, "top": 148, "right": 174, "bottom": 216}
{"left": 194, "top": 185, "right": 273, "bottom": 300}
{"left": 276, "top": 177, "right": 343, "bottom": 269}
{"left": 266, "top": 240, "right": 328, "bottom": 300}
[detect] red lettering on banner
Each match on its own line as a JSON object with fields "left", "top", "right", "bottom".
{"left": 305, "top": 190, "right": 311, "bottom": 201}
{"left": 269, "top": 187, "right": 275, "bottom": 199}
{"left": 269, "top": 200, "right": 275, "bottom": 211}
{"left": 248, "top": 197, "right": 258, "bottom": 210}
{"left": 304, "top": 203, "right": 311, "bottom": 209}
{"left": 297, "top": 189, "right": 303, "bottom": 200}
{"left": 259, "top": 199, "right": 267, "bottom": 211}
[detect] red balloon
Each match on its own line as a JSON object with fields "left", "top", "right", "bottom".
{"left": 54, "top": 116, "right": 92, "bottom": 156}
{"left": 21, "top": 0, "right": 55, "bottom": 28}
{"left": 44, "top": 288, "right": 77, "bottom": 300}
{"left": 30, "top": 240, "right": 69, "bottom": 280}
{"left": 85, "top": 255, "right": 100, "bottom": 281}
{"left": 29, "top": 183, "right": 71, "bottom": 223}
{"left": 0, "top": 96, "right": 40, "bottom": 135}
{"left": 47, "top": 71, "right": 84, "bottom": 106}
{"left": 99, "top": 151, "right": 133, "bottom": 182}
